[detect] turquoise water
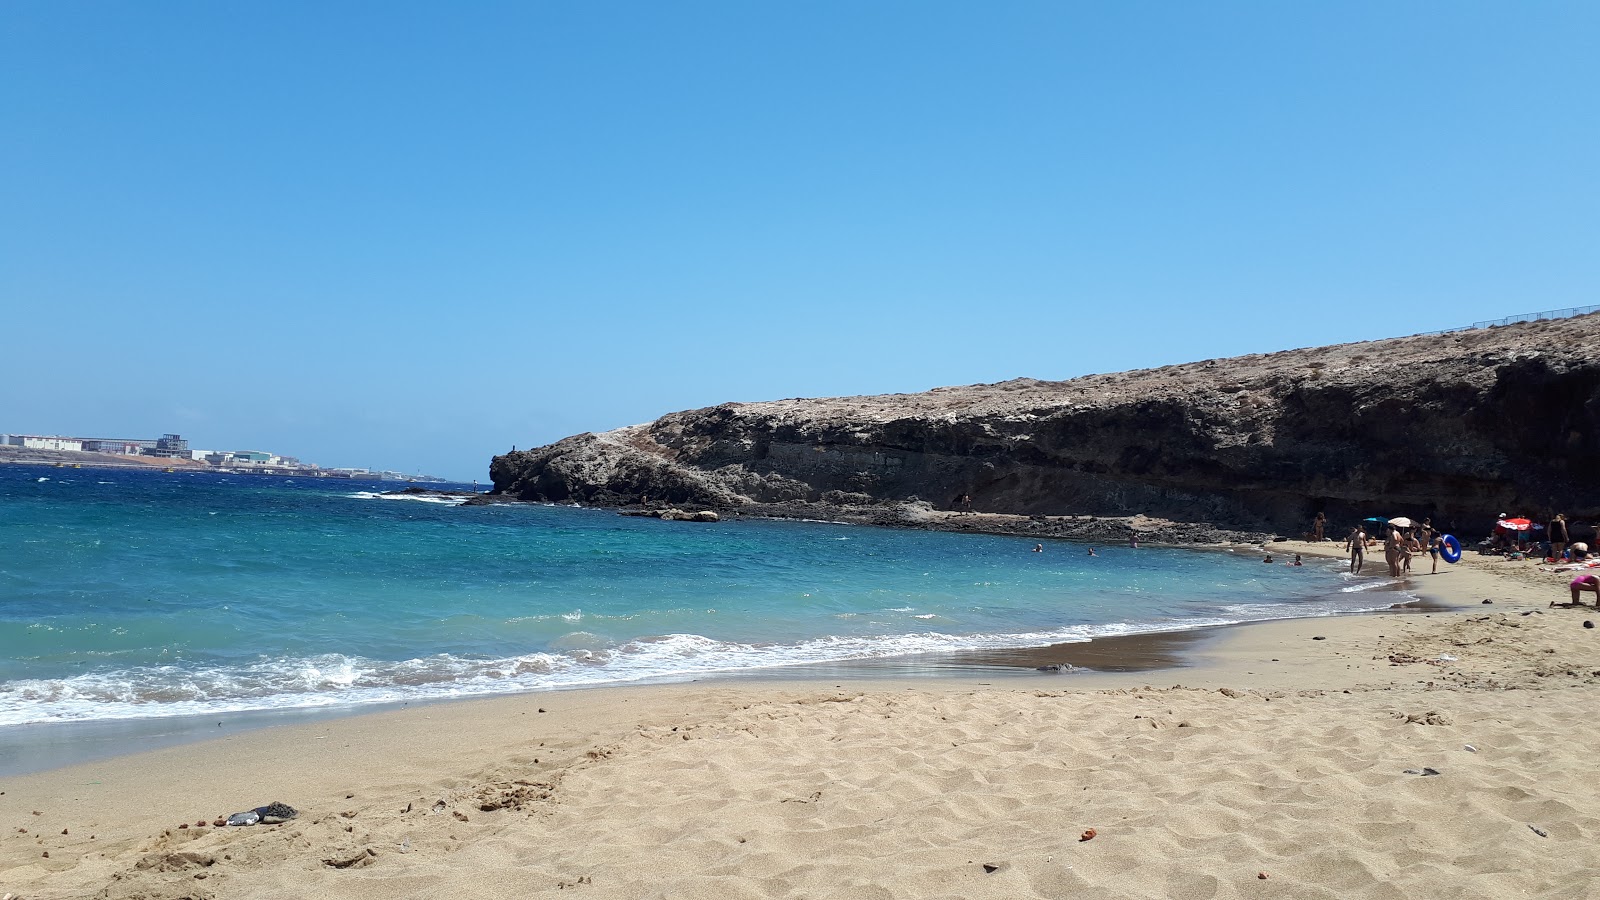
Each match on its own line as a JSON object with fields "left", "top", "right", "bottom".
{"left": 0, "top": 465, "right": 1399, "bottom": 725}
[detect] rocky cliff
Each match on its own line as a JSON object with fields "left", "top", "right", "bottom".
{"left": 490, "top": 314, "right": 1600, "bottom": 537}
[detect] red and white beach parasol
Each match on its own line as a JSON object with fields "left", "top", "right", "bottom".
{"left": 1496, "top": 518, "right": 1534, "bottom": 532}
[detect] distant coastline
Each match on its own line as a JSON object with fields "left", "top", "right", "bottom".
{"left": 0, "top": 445, "right": 447, "bottom": 482}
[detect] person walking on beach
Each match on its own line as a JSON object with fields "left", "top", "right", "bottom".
{"left": 1312, "top": 512, "right": 1326, "bottom": 542}
{"left": 1428, "top": 533, "right": 1443, "bottom": 574}
{"left": 1347, "top": 527, "right": 1366, "bottom": 574}
{"left": 1384, "top": 527, "right": 1402, "bottom": 577}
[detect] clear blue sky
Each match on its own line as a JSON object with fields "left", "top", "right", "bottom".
{"left": 3, "top": 2, "right": 1595, "bottom": 481}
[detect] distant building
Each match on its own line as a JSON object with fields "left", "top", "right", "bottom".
{"left": 82, "top": 439, "right": 148, "bottom": 455}
{"left": 4, "top": 434, "right": 85, "bottom": 452}
{"left": 146, "top": 434, "right": 190, "bottom": 459}
{"left": 2, "top": 432, "right": 189, "bottom": 458}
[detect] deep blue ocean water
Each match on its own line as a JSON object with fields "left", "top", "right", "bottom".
{"left": 0, "top": 464, "right": 1404, "bottom": 726}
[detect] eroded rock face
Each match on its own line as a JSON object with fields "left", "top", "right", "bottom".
{"left": 490, "top": 315, "right": 1600, "bottom": 535}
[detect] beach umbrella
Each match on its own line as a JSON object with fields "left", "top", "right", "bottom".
{"left": 1496, "top": 517, "right": 1534, "bottom": 532}
{"left": 1387, "top": 516, "right": 1414, "bottom": 528}
{"left": 1361, "top": 516, "right": 1389, "bottom": 527}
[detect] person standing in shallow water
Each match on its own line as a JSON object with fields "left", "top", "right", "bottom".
{"left": 1347, "top": 527, "right": 1365, "bottom": 574}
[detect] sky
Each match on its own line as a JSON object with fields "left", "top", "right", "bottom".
{"left": 2, "top": 2, "right": 1596, "bottom": 481}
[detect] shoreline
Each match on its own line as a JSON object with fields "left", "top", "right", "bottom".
{"left": 0, "top": 552, "right": 1422, "bottom": 779}
{"left": 0, "top": 540, "right": 1433, "bottom": 778}
{"left": 7, "top": 544, "right": 1597, "bottom": 897}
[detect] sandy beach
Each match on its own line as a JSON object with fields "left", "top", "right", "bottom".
{"left": 5, "top": 548, "right": 1599, "bottom": 899}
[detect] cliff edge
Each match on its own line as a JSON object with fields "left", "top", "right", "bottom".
{"left": 490, "top": 314, "right": 1600, "bottom": 536}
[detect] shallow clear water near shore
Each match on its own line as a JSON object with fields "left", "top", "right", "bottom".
{"left": 2, "top": 465, "right": 1404, "bottom": 727}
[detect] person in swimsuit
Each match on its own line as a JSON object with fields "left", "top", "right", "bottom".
{"left": 1347, "top": 527, "right": 1366, "bottom": 574}
{"left": 1550, "top": 514, "right": 1569, "bottom": 561}
{"left": 1428, "top": 534, "right": 1442, "bottom": 574}
{"left": 1566, "top": 575, "right": 1599, "bottom": 607}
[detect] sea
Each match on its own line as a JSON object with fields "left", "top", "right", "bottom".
{"left": 1, "top": 464, "right": 1409, "bottom": 732}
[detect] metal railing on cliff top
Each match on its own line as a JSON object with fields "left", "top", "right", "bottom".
{"left": 1419, "top": 304, "right": 1600, "bottom": 337}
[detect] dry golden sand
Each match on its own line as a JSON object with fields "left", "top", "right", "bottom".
{"left": 5, "top": 550, "right": 1600, "bottom": 899}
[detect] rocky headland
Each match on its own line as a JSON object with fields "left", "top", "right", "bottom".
{"left": 489, "top": 314, "right": 1600, "bottom": 543}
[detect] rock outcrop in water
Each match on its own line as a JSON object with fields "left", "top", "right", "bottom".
{"left": 490, "top": 314, "right": 1600, "bottom": 537}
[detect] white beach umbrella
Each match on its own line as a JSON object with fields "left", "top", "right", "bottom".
{"left": 1387, "top": 516, "right": 1414, "bottom": 528}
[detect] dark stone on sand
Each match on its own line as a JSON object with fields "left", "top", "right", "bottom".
{"left": 257, "top": 801, "right": 298, "bottom": 824}
{"left": 1482, "top": 599, "right": 1493, "bottom": 604}
{"left": 1312, "top": 636, "right": 1326, "bottom": 640}
{"left": 982, "top": 863, "right": 1001, "bottom": 873}
{"left": 1585, "top": 621, "right": 1595, "bottom": 629}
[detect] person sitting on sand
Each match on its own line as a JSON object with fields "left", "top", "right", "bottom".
{"left": 1564, "top": 575, "right": 1599, "bottom": 608}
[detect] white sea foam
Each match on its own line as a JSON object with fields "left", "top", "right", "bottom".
{"left": 0, "top": 599, "right": 1391, "bottom": 727}
{"left": 346, "top": 491, "right": 471, "bottom": 506}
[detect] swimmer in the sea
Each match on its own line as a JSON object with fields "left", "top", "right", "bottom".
{"left": 1032, "top": 544, "right": 1043, "bottom": 553}
{"left": 1087, "top": 548, "right": 1097, "bottom": 557}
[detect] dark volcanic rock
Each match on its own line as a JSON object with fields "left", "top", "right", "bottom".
{"left": 490, "top": 315, "right": 1600, "bottom": 536}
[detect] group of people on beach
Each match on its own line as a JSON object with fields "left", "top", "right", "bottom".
{"left": 1341, "top": 520, "right": 1443, "bottom": 577}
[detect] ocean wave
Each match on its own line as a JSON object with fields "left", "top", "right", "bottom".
{"left": 346, "top": 491, "right": 471, "bottom": 506}
{"left": 0, "top": 595, "right": 1398, "bottom": 727}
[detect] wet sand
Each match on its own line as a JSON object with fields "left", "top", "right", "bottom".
{"left": 6, "top": 549, "right": 1598, "bottom": 899}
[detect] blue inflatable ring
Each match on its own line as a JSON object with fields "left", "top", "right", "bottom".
{"left": 1440, "top": 534, "right": 1462, "bottom": 564}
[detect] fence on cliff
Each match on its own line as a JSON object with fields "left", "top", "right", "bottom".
{"left": 1419, "top": 304, "right": 1600, "bottom": 337}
